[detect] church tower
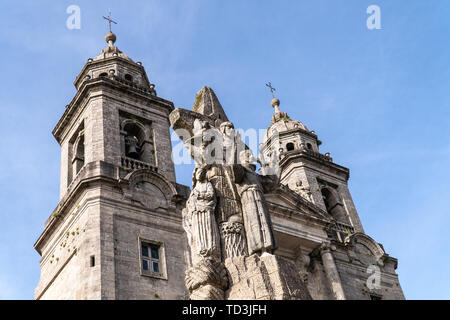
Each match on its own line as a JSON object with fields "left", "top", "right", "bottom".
{"left": 260, "top": 97, "right": 363, "bottom": 232}
{"left": 260, "top": 97, "right": 404, "bottom": 300}
{"left": 34, "top": 30, "right": 190, "bottom": 299}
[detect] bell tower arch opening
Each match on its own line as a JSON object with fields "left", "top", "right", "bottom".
{"left": 123, "top": 122, "right": 145, "bottom": 160}
{"left": 120, "top": 114, "right": 156, "bottom": 167}
{"left": 67, "top": 121, "right": 85, "bottom": 185}
{"left": 73, "top": 132, "right": 85, "bottom": 175}
{"left": 320, "top": 185, "right": 350, "bottom": 224}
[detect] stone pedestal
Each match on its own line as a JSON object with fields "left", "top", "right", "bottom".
{"left": 224, "top": 253, "right": 311, "bottom": 300}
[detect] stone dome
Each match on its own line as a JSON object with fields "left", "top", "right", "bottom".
{"left": 263, "top": 118, "right": 309, "bottom": 145}
{"left": 262, "top": 97, "right": 310, "bottom": 144}
{"left": 93, "top": 32, "right": 134, "bottom": 62}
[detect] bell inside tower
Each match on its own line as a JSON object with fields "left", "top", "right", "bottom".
{"left": 125, "top": 134, "right": 141, "bottom": 159}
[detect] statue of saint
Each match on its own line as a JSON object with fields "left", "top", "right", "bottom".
{"left": 182, "top": 166, "right": 228, "bottom": 300}
{"left": 183, "top": 167, "right": 221, "bottom": 263}
{"left": 235, "top": 149, "right": 277, "bottom": 255}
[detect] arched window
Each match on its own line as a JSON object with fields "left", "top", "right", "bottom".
{"left": 99, "top": 72, "right": 107, "bottom": 78}
{"left": 286, "top": 142, "right": 295, "bottom": 151}
{"left": 72, "top": 132, "right": 85, "bottom": 176}
{"left": 125, "top": 74, "right": 133, "bottom": 82}
{"left": 307, "top": 143, "right": 313, "bottom": 150}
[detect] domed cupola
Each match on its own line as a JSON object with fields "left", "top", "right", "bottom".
{"left": 93, "top": 31, "right": 134, "bottom": 62}
{"left": 260, "top": 98, "right": 327, "bottom": 177}
{"left": 73, "top": 31, "right": 156, "bottom": 95}
{"left": 258, "top": 94, "right": 361, "bottom": 230}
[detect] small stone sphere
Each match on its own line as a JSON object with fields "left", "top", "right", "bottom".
{"left": 271, "top": 98, "right": 280, "bottom": 107}
{"left": 105, "top": 32, "right": 116, "bottom": 44}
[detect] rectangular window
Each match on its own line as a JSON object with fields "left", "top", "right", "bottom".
{"left": 140, "top": 241, "right": 162, "bottom": 276}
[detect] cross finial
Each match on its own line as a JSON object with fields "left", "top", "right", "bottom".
{"left": 265, "top": 82, "right": 276, "bottom": 98}
{"left": 103, "top": 10, "right": 117, "bottom": 33}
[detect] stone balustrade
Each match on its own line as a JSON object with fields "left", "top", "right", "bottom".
{"left": 332, "top": 221, "right": 355, "bottom": 235}
{"left": 121, "top": 156, "right": 157, "bottom": 171}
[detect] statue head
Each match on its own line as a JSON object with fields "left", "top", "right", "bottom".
{"left": 192, "top": 166, "right": 208, "bottom": 187}
{"left": 239, "top": 149, "right": 257, "bottom": 166}
{"left": 219, "top": 121, "right": 234, "bottom": 136}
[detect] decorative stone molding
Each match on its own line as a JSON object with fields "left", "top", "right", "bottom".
{"left": 185, "top": 258, "right": 228, "bottom": 300}
{"left": 220, "top": 221, "right": 247, "bottom": 259}
{"left": 346, "top": 233, "right": 385, "bottom": 262}
{"left": 119, "top": 169, "right": 178, "bottom": 210}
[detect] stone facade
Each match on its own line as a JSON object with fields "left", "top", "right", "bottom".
{"left": 34, "top": 35, "right": 189, "bottom": 300}
{"left": 34, "top": 32, "right": 404, "bottom": 300}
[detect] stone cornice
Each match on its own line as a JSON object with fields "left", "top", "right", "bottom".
{"left": 279, "top": 127, "right": 318, "bottom": 139}
{"left": 268, "top": 184, "right": 330, "bottom": 218}
{"left": 280, "top": 150, "right": 350, "bottom": 180}
{"left": 261, "top": 127, "right": 318, "bottom": 152}
{"left": 52, "top": 77, "right": 174, "bottom": 144}
{"left": 73, "top": 56, "right": 151, "bottom": 89}
{"left": 267, "top": 201, "right": 330, "bottom": 230}
{"left": 34, "top": 161, "right": 185, "bottom": 255}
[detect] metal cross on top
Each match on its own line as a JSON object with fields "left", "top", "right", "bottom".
{"left": 103, "top": 10, "right": 117, "bottom": 33}
{"left": 265, "top": 82, "right": 276, "bottom": 98}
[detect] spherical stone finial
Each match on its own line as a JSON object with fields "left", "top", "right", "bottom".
{"left": 271, "top": 98, "right": 281, "bottom": 114}
{"left": 105, "top": 32, "right": 116, "bottom": 44}
{"left": 271, "top": 98, "right": 280, "bottom": 107}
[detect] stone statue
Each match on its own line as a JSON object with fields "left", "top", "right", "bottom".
{"left": 205, "top": 164, "right": 247, "bottom": 260}
{"left": 171, "top": 87, "right": 311, "bottom": 300}
{"left": 183, "top": 167, "right": 220, "bottom": 262}
{"left": 182, "top": 166, "right": 227, "bottom": 299}
{"left": 294, "top": 180, "right": 312, "bottom": 202}
{"left": 219, "top": 121, "right": 245, "bottom": 165}
{"left": 187, "top": 118, "right": 247, "bottom": 258}
{"left": 235, "top": 149, "right": 277, "bottom": 255}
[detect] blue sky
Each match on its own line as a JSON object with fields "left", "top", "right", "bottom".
{"left": 0, "top": 0, "right": 449, "bottom": 299}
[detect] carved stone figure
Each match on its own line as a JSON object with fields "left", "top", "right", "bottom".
{"left": 220, "top": 214, "right": 247, "bottom": 260}
{"left": 170, "top": 88, "right": 312, "bottom": 300}
{"left": 183, "top": 167, "right": 220, "bottom": 262}
{"left": 184, "top": 257, "right": 228, "bottom": 300}
{"left": 294, "top": 180, "right": 312, "bottom": 202}
{"left": 206, "top": 164, "right": 242, "bottom": 224}
{"left": 182, "top": 166, "right": 226, "bottom": 299}
{"left": 235, "top": 149, "right": 277, "bottom": 255}
{"left": 219, "top": 121, "right": 246, "bottom": 165}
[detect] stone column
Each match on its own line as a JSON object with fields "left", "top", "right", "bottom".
{"left": 320, "top": 243, "right": 346, "bottom": 300}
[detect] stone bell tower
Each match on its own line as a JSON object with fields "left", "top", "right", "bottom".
{"left": 259, "top": 97, "right": 404, "bottom": 300}
{"left": 260, "top": 97, "right": 363, "bottom": 232}
{"left": 34, "top": 30, "right": 190, "bottom": 299}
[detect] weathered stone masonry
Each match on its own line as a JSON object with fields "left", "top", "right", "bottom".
{"left": 34, "top": 32, "right": 405, "bottom": 300}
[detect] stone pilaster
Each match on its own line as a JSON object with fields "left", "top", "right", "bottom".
{"left": 319, "top": 242, "right": 346, "bottom": 300}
